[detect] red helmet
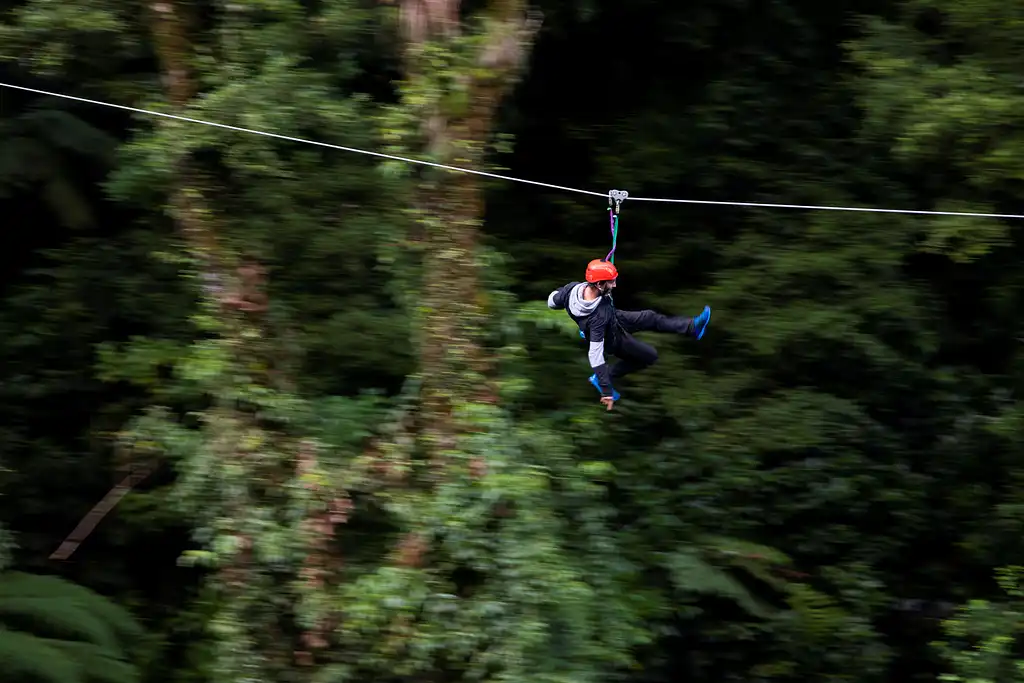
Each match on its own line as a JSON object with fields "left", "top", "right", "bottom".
{"left": 585, "top": 259, "right": 618, "bottom": 283}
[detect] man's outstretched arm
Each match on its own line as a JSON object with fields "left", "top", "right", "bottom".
{"left": 547, "top": 281, "right": 578, "bottom": 310}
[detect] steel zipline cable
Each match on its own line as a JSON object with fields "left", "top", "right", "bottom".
{"left": 3, "top": 82, "right": 1024, "bottom": 220}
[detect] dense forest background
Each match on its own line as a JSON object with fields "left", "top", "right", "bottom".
{"left": 2, "top": 0, "right": 1024, "bottom": 682}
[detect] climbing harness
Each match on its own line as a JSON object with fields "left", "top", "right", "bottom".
{"left": 577, "top": 189, "right": 628, "bottom": 341}
{"left": 606, "top": 189, "right": 627, "bottom": 263}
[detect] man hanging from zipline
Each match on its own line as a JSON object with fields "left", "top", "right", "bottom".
{"left": 546, "top": 258, "right": 711, "bottom": 411}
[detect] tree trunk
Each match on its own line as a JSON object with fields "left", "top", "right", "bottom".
{"left": 147, "top": 2, "right": 225, "bottom": 272}
{"left": 402, "top": 0, "right": 538, "bottom": 458}
{"left": 146, "top": 4, "right": 333, "bottom": 679}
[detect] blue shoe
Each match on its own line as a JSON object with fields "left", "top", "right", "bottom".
{"left": 693, "top": 305, "right": 711, "bottom": 340}
{"left": 589, "top": 374, "right": 620, "bottom": 400}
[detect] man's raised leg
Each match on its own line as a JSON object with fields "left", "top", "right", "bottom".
{"left": 616, "top": 306, "right": 711, "bottom": 338}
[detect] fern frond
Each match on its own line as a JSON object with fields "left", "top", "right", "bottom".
{"left": 784, "top": 582, "right": 854, "bottom": 640}
{"left": 49, "top": 639, "right": 139, "bottom": 683}
{"left": 0, "top": 527, "right": 12, "bottom": 571}
{"left": 663, "top": 548, "right": 773, "bottom": 618}
{"left": 0, "top": 572, "right": 143, "bottom": 647}
{"left": 0, "top": 595, "right": 121, "bottom": 650}
{"left": 0, "top": 573, "right": 142, "bottom": 683}
{"left": 18, "top": 108, "right": 119, "bottom": 162}
{"left": 694, "top": 535, "right": 796, "bottom": 590}
{"left": 695, "top": 534, "right": 793, "bottom": 566}
{"left": 42, "top": 173, "right": 94, "bottom": 229}
{"left": 0, "top": 626, "right": 86, "bottom": 683}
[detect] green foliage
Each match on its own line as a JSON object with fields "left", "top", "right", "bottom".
{"left": 0, "top": 571, "right": 143, "bottom": 683}
{"left": 3, "top": 1, "right": 1024, "bottom": 683}
{"left": 0, "top": 0, "right": 147, "bottom": 88}
{"left": 849, "top": 0, "right": 1024, "bottom": 260}
{"left": 934, "top": 567, "right": 1024, "bottom": 683}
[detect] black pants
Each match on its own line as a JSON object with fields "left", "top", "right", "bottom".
{"left": 609, "top": 309, "right": 694, "bottom": 381}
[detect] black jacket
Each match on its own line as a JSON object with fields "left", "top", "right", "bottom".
{"left": 547, "top": 281, "right": 620, "bottom": 396}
